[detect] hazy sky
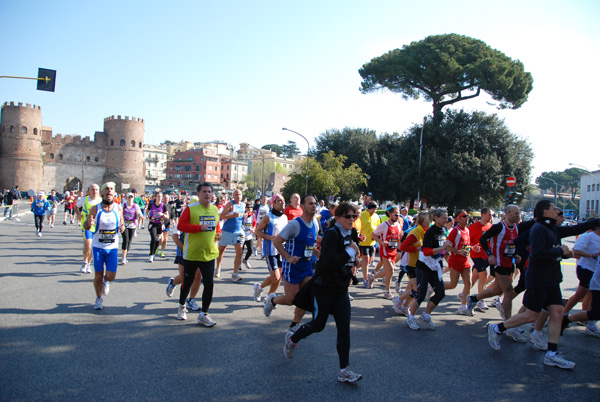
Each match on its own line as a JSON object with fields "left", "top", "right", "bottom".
{"left": 2, "top": 0, "right": 599, "bottom": 182}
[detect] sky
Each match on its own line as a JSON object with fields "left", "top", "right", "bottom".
{"left": 2, "top": 0, "right": 599, "bottom": 183}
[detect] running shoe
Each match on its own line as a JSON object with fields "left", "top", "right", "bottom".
{"left": 264, "top": 293, "right": 276, "bottom": 317}
{"left": 80, "top": 262, "right": 87, "bottom": 273}
{"left": 85, "top": 264, "right": 92, "bottom": 274}
{"left": 506, "top": 327, "right": 528, "bottom": 343}
{"left": 166, "top": 277, "right": 176, "bottom": 297}
{"left": 418, "top": 315, "right": 436, "bottom": 330}
{"left": 544, "top": 353, "right": 575, "bottom": 369}
{"left": 395, "top": 281, "right": 401, "bottom": 295}
{"left": 475, "top": 300, "right": 489, "bottom": 312}
{"left": 186, "top": 298, "right": 201, "bottom": 311}
{"left": 122, "top": 259, "right": 128, "bottom": 265}
{"left": 242, "top": 260, "right": 252, "bottom": 269}
{"left": 37, "top": 232, "right": 42, "bottom": 237}
{"left": 338, "top": 367, "right": 362, "bottom": 383}
{"left": 363, "top": 279, "right": 369, "bottom": 289}
{"left": 457, "top": 292, "right": 463, "bottom": 300}
{"left": 231, "top": 272, "right": 242, "bottom": 282}
{"left": 367, "top": 273, "right": 375, "bottom": 289}
{"left": 348, "top": 294, "right": 354, "bottom": 302}
{"left": 177, "top": 305, "right": 187, "bottom": 320}
{"left": 253, "top": 283, "right": 263, "bottom": 302}
{"left": 159, "top": 251, "right": 166, "bottom": 258}
{"left": 148, "top": 255, "right": 154, "bottom": 263}
{"left": 253, "top": 246, "right": 257, "bottom": 256}
{"left": 50, "top": 224, "right": 54, "bottom": 228}
{"left": 382, "top": 291, "right": 393, "bottom": 300}
{"left": 529, "top": 331, "right": 547, "bottom": 350}
{"left": 495, "top": 300, "right": 506, "bottom": 320}
{"left": 284, "top": 331, "right": 297, "bottom": 359}
{"left": 487, "top": 323, "right": 501, "bottom": 350}
{"left": 585, "top": 323, "right": 600, "bottom": 337}
{"left": 63, "top": 221, "right": 67, "bottom": 225}
{"left": 490, "top": 296, "right": 501, "bottom": 307}
{"left": 466, "top": 296, "right": 476, "bottom": 315}
{"left": 406, "top": 316, "right": 420, "bottom": 330}
{"left": 94, "top": 297, "right": 103, "bottom": 310}
{"left": 197, "top": 312, "right": 216, "bottom": 327}
{"left": 102, "top": 281, "right": 110, "bottom": 296}
{"left": 215, "top": 267, "right": 221, "bottom": 278}
{"left": 457, "top": 306, "right": 471, "bottom": 316}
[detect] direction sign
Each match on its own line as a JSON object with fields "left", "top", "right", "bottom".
{"left": 506, "top": 176, "right": 516, "bottom": 187}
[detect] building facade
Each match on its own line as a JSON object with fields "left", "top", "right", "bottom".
{"left": 0, "top": 101, "right": 146, "bottom": 193}
{"left": 578, "top": 170, "right": 600, "bottom": 220}
{"left": 143, "top": 144, "right": 168, "bottom": 188}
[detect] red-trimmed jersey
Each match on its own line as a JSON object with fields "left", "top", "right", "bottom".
{"left": 488, "top": 221, "right": 518, "bottom": 267}
{"left": 448, "top": 225, "right": 471, "bottom": 268}
{"left": 468, "top": 220, "right": 492, "bottom": 259}
{"left": 373, "top": 220, "right": 402, "bottom": 260}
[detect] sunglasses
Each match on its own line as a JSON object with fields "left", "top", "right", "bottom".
{"left": 459, "top": 214, "right": 468, "bottom": 218}
{"left": 343, "top": 214, "right": 358, "bottom": 220}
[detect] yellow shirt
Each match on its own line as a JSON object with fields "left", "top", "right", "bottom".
{"left": 359, "top": 210, "right": 380, "bottom": 247}
{"left": 182, "top": 202, "right": 219, "bottom": 261}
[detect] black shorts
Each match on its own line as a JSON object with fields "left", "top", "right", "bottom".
{"left": 576, "top": 266, "right": 594, "bottom": 288}
{"left": 471, "top": 257, "right": 489, "bottom": 273}
{"left": 404, "top": 265, "right": 416, "bottom": 279}
{"left": 360, "top": 245, "right": 375, "bottom": 257}
{"left": 523, "top": 285, "right": 563, "bottom": 313}
{"left": 492, "top": 265, "right": 514, "bottom": 276}
{"left": 174, "top": 210, "right": 182, "bottom": 218}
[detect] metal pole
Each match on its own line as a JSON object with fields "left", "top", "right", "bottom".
{"left": 417, "top": 117, "right": 425, "bottom": 209}
{"left": 282, "top": 128, "right": 309, "bottom": 195}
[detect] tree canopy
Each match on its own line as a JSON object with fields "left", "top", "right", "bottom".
{"left": 261, "top": 144, "right": 283, "bottom": 156}
{"left": 535, "top": 168, "right": 586, "bottom": 200}
{"left": 359, "top": 34, "right": 534, "bottom": 121}
{"left": 281, "top": 141, "right": 301, "bottom": 158}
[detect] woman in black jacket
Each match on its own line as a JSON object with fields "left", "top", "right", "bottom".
{"left": 285, "top": 202, "right": 362, "bottom": 383}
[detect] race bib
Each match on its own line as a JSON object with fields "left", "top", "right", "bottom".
{"left": 388, "top": 239, "right": 398, "bottom": 249}
{"left": 99, "top": 229, "right": 116, "bottom": 243}
{"left": 504, "top": 243, "right": 516, "bottom": 257}
{"left": 304, "top": 245, "right": 314, "bottom": 258}
{"left": 125, "top": 219, "right": 136, "bottom": 229}
{"left": 199, "top": 216, "right": 216, "bottom": 231}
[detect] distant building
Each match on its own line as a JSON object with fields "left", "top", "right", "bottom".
{"left": 143, "top": 145, "right": 168, "bottom": 188}
{"left": 578, "top": 170, "right": 600, "bottom": 220}
{"left": 162, "top": 147, "right": 222, "bottom": 190}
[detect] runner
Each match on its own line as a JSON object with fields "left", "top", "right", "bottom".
{"left": 444, "top": 210, "right": 473, "bottom": 316}
{"left": 241, "top": 202, "right": 256, "bottom": 270}
{"left": 369, "top": 206, "right": 403, "bottom": 299}
{"left": 264, "top": 195, "right": 320, "bottom": 334}
{"left": 284, "top": 202, "right": 362, "bottom": 383}
{"left": 157, "top": 193, "right": 174, "bottom": 258}
{"left": 216, "top": 189, "right": 247, "bottom": 282}
{"left": 283, "top": 193, "right": 302, "bottom": 221}
{"left": 405, "top": 208, "right": 449, "bottom": 331}
{"left": 176, "top": 182, "right": 221, "bottom": 326}
{"left": 62, "top": 191, "right": 77, "bottom": 225}
{"left": 84, "top": 182, "right": 125, "bottom": 310}
{"left": 468, "top": 207, "right": 494, "bottom": 312}
{"left": 254, "top": 195, "right": 270, "bottom": 256}
{"left": 121, "top": 193, "right": 143, "bottom": 264}
{"left": 31, "top": 191, "right": 50, "bottom": 237}
{"left": 359, "top": 201, "right": 381, "bottom": 287}
{"left": 45, "top": 189, "right": 59, "bottom": 228}
{"left": 132, "top": 189, "right": 145, "bottom": 230}
{"left": 147, "top": 191, "right": 168, "bottom": 262}
{"left": 76, "top": 184, "right": 102, "bottom": 273}
{"left": 253, "top": 194, "right": 288, "bottom": 302}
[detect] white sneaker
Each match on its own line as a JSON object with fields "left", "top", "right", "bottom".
{"left": 122, "top": 258, "right": 128, "bottom": 265}
{"left": 395, "top": 281, "right": 401, "bottom": 295}
{"left": 264, "top": 293, "right": 277, "bottom": 317}
{"left": 475, "top": 300, "right": 489, "bottom": 312}
{"left": 102, "top": 281, "right": 110, "bottom": 296}
{"left": 80, "top": 263, "right": 87, "bottom": 273}
{"left": 177, "top": 305, "right": 188, "bottom": 320}
{"left": 544, "top": 353, "right": 575, "bottom": 369}
{"left": 506, "top": 327, "right": 528, "bottom": 343}
{"left": 406, "top": 316, "right": 420, "bottom": 330}
{"left": 585, "top": 323, "right": 600, "bottom": 337}
{"left": 85, "top": 264, "right": 92, "bottom": 274}
{"left": 253, "top": 283, "right": 263, "bottom": 302}
{"left": 186, "top": 298, "right": 201, "bottom": 311}
{"left": 284, "top": 331, "right": 297, "bottom": 359}
{"left": 166, "top": 277, "right": 176, "bottom": 297}
{"left": 242, "top": 260, "right": 252, "bottom": 269}
{"left": 215, "top": 267, "right": 221, "bottom": 278}
{"left": 487, "top": 323, "right": 501, "bottom": 350}
{"left": 367, "top": 273, "right": 375, "bottom": 289}
{"left": 148, "top": 255, "right": 154, "bottom": 263}
{"left": 457, "top": 306, "right": 472, "bottom": 316}
{"left": 231, "top": 272, "right": 242, "bottom": 282}
{"left": 490, "top": 296, "right": 501, "bottom": 307}
{"left": 529, "top": 331, "right": 547, "bottom": 350}
{"left": 197, "top": 312, "right": 216, "bottom": 327}
{"left": 94, "top": 297, "right": 103, "bottom": 310}
{"left": 418, "top": 315, "right": 436, "bottom": 330}
{"left": 495, "top": 300, "right": 506, "bottom": 320}
{"left": 50, "top": 224, "right": 54, "bottom": 228}
{"left": 37, "top": 232, "right": 42, "bottom": 237}
{"left": 382, "top": 291, "right": 393, "bottom": 300}
{"left": 338, "top": 367, "right": 362, "bottom": 383}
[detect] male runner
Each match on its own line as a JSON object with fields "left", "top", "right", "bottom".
{"left": 76, "top": 184, "right": 102, "bottom": 273}
{"left": 283, "top": 193, "right": 302, "bottom": 221}
{"left": 216, "top": 189, "right": 247, "bottom": 281}
{"left": 468, "top": 207, "right": 494, "bottom": 311}
{"left": 359, "top": 202, "right": 380, "bottom": 287}
{"left": 254, "top": 195, "right": 270, "bottom": 256}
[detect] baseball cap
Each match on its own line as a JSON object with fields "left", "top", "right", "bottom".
{"left": 127, "top": 192, "right": 134, "bottom": 197}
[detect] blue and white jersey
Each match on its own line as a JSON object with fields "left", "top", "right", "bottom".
{"left": 91, "top": 207, "right": 120, "bottom": 249}
{"left": 222, "top": 200, "right": 245, "bottom": 234}
{"left": 281, "top": 217, "right": 318, "bottom": 277}
{"left": 263, "top": 212, "right": 288, "bottom": 257}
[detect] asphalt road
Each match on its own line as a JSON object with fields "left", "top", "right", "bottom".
{"left": 1, "top": 214, "right": 598, "bottom": 401}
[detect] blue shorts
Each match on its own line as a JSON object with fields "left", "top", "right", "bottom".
{"left": 219, "top": 230, "right": 245, "bottom": 247}
{"left": 266, "top": 255, "right": 282, "bottom": 272}
{"left": 282, "top": 263, "right": 313, "bottom": 285}
{"left": 92, "top": 247, "right": 118, "bottom": 273}
{"left": 83, "top": 230, "right": 93, "bottom": 240}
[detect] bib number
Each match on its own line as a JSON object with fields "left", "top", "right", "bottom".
{"left": 388, "top": 239, "right": 398, "bottom": 249}
{"left": 125, "top": 220, "right": 136, "bottom": 229}
{"left": 504, "top": 244, "right": 516, "bottom": 257}
{"left": 99, "top": 229, "right": 116, "bottom": 243}
{"left": 199, "top": 216, "right": 216, "bottom": 231}
{"left": 304, "top": 245, "right": 314, "bottom": 258}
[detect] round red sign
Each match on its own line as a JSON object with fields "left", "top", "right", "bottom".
{"left": 506, "top": 176, "right": 516, "bottom": 187}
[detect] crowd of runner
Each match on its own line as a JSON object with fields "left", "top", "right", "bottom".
{"left": 6, "top": 181, "right": 600, "bottom": 381}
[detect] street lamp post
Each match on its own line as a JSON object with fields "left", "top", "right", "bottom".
{"left": 539, "top": 175, "right": 558, "bottom": 205}
{"left": 282, "top": 128, "right": 309, "bottom": 195}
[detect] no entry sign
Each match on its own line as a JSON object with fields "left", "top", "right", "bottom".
{"left": 506, "top": 176, "right": 516, "bottom": 187}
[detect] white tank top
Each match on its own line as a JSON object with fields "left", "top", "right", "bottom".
{"left": 91, "top": 207, "right": 120, "bottom": 249}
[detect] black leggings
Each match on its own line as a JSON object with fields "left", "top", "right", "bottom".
{"left": 242, "top": 238, "right": 253, "bottom": 261}
{"left": 34, "top": 214, "right": 44, "bottom": 232}
{"left": 179, "top": 259, "right": 215, "bottom": 312}
{"left": 415, "top": 264, "right": 445, "bottom": 306}
{"left": 148, "top": 224, "right": 162, "bottom": 255}
{"left": 122, "top": 228, "right": 135, "bottom": 251}
{"left": 291, "top": 285, "right": 351, "bottom": 369}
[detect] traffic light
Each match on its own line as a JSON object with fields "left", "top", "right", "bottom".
{"left": 505, "top": 191, "right": 514, "bottom": 205}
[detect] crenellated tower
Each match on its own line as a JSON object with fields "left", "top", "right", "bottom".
{"left": 0, "top": 102, "right": 44, "bottom": 191}
{"left": 102, "top": 115, "right": 146, "bottom": 193}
